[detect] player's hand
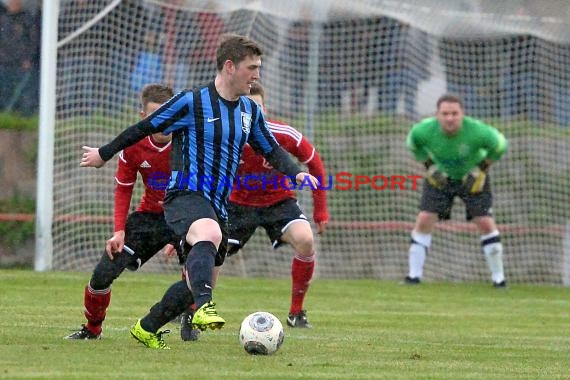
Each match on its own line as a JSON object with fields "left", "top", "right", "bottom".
{"left": 80, "top": 146, "right": 106, "bottom": 168}
{"left": 105, "top": 230, "right": 125, "bottom": 260}
{"left": 163, "top": 243, "right": 177, "bottom": 259}
{"left": 425, "top": 160, "right": 448, "bottom": 189}
{"left": 295, "top": 172, "right": 320, "bottom": 189}
{"left": 316, "top": 221, "right": 328, "bottom": 235}
{"left": 463, "top": 161, "right": 490, "bottom": 194}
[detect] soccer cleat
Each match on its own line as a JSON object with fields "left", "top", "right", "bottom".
{"left": 180, "top": 312, "right": 201, "bottom": 341}
{"left": 287, "top": 310, "right": 312, "bottom": 328}
{"left": 402, "top": 276, "right": 421, "bottom": 285}
{"left": 191, "top": 301, "right": 225, "bottom": 331}
{"left": 130, "top": 319, "right": 171, "bottom": 349}
{"left": 493, "top": 280, "right": 507, "bottom": 288}
{"left": 64, "top": 325, "right": 101, "bottom": 340}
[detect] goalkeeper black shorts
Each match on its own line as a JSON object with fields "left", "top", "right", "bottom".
{"left": 419, "top": 176, "right": 493, "bottom": 221}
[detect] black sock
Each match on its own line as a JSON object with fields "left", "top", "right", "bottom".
{"left": 185, "top": 241, "right": 216, "bottom": 309}
{"left": 140, "top": 280, "right": 193, "bottom": 333}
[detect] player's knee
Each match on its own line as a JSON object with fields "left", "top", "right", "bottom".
{"left": 195, "top": 233, "right": 222, "bottom": 248}
{"left": 290, "top": 233, "right": 314, "bottom": 256}
{"left": 187, "top": 219, "right": 222, "bottom": 247}
{"left": 415, "top": 212, "right": 436, "bottom": 232}
{"left": 474, "top": 216, "right": 497, "bottom": 234}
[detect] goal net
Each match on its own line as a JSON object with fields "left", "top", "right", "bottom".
{"left": 46, "top": 0, "right": 570, "bottom": 284}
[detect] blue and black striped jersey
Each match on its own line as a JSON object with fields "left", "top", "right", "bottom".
{"left": 146, "top": 82, "right": 279, "bottom": 218}
{"left": 99, "top": 82, "right": 302, "bottom": 220}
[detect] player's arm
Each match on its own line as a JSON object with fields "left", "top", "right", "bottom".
{"left": 81, "top": 122, "right": 151, "bottom": 168}
{"left": 463, "top": 126, "right": 508, "bottom": 194}
{"left": 263, "top": 146, "right": 305, "bottom": 181}
{"left": 405, "top": 126, "right": 429, "bottom": 162}
{"left": 294, "top": 136, "right": 329, "bottom": 233}
{"left": 106, "top": 150, "right": 137, "bottom": 259}
{"left": 483, "top": 127, "right": 508, "bottom": 162}
{"left": 406, "top": 126, "right": 448, "bottom": 189}
{"left": 81, "top": 92, "right": 189, "bottom": 167}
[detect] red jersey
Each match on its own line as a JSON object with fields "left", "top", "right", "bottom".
{"left": 113, "top": 136, "right": 171, "bottom": 232}
{"left": 230, "top": 120, "right": 329, "bottom": 224}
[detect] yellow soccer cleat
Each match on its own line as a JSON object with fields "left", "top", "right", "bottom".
{"left": 191, "top": 301, "right": 225, "bottom": 331}
{"left": 130, "top": 319, "right": 170, "bottom": 349}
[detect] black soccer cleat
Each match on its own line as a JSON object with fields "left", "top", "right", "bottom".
{"left": 287, "top": 310, "right": 312, "bottom": 328}
{"left": 64, "top": 325, "right": 101, "bottom": 340}
{"left": 402, "top": 276, "right": 421, "bottom": 285}
{"left": 180, "top": 312, "right": 201, "bottom": 341}
{"left": 493, "top": 280, "right": 507, "bottom": 288}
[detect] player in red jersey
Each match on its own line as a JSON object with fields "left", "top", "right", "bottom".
{"left": 64, "top": 84, "right": 182, "bottom": 340}
{"left": 226, "top": 82, "right": 329, "bottom": 328}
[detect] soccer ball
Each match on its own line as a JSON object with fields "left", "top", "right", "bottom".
{"left": 239, "top": 311, "right": 284, "bottom": 355}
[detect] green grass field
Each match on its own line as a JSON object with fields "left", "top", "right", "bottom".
{"left": 1, "top": 269, "right": 569, "bottom": 379}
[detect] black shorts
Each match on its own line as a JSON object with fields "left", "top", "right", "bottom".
{"left": 226, "top": 198, "right": 309, "bottom": 255}
{"left": 163, "top": 190, "right": 227, "bottom": 266}
{"left": 420, "top": 176, "right": 493, "bottom": 221}
{"left": 122, "top": 211, "right": 178, "bottom": 270}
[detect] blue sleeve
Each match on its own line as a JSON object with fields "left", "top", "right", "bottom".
{"left": 98, "top": 92, "right": 192, "bottom": 161}
{"left": 147, "top": 91, "right": 192, "bottom": 135}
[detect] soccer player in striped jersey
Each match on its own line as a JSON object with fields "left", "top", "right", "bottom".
{"left": 404, "top": 94, "right": 508, "bottom": 287}
{"left": 80, "top": 34, "right": 319, "bottom": 349}
{"left": 65, "top": 84, "right": 179, "bottom": 340}
{"left": 225, "top": 82, "right": 329, "bottom": 328}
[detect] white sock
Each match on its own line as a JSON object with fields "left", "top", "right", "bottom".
{"left": 481, "top": 231, "right": 505, "bottom": 284}
{"left": 408, "top": 231, "right": 431, "bottom": 279}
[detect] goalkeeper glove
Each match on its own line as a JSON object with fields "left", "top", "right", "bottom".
{"left": 424, "top": 159, "right": 448, "bottom": 189}
{"left": 463, "top": 161, "right": 490, "bottom": 194}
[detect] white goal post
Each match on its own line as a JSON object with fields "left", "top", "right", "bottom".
{"left": 35, "top": 0, "right": 59, "bottom": 271}
{"left": 36, "top": 0, "right": 570, "bottom": 284}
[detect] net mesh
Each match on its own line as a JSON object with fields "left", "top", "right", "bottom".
{"left": 50, "top": 0, "right": 570, "bottom": 283}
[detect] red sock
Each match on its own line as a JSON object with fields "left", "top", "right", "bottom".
{"left": 290, "top": 254, "right": 315, "bottom": 315}
{"left": 83, "top": 284, "right": 111, "bottom": 335}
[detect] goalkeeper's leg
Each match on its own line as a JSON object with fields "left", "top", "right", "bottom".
{"left": 476, "top": 218, "right": 505, "bottom": 286}
{"left": 405, "top": 211, "right": 437, "bottom": 283}
{"left": 468, "top": 190, "right": 505, "bottom": 287}
{"left": 407, "top": 230, "right": 432, "bottom": 282}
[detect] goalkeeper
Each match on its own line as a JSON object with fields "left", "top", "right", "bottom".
{"left": 404, "top": 94, "right": 508, "bottom": 287}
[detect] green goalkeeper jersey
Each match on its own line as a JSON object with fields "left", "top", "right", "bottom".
{"left": 406, "top": 116, "right": 508, "bottom": 180}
